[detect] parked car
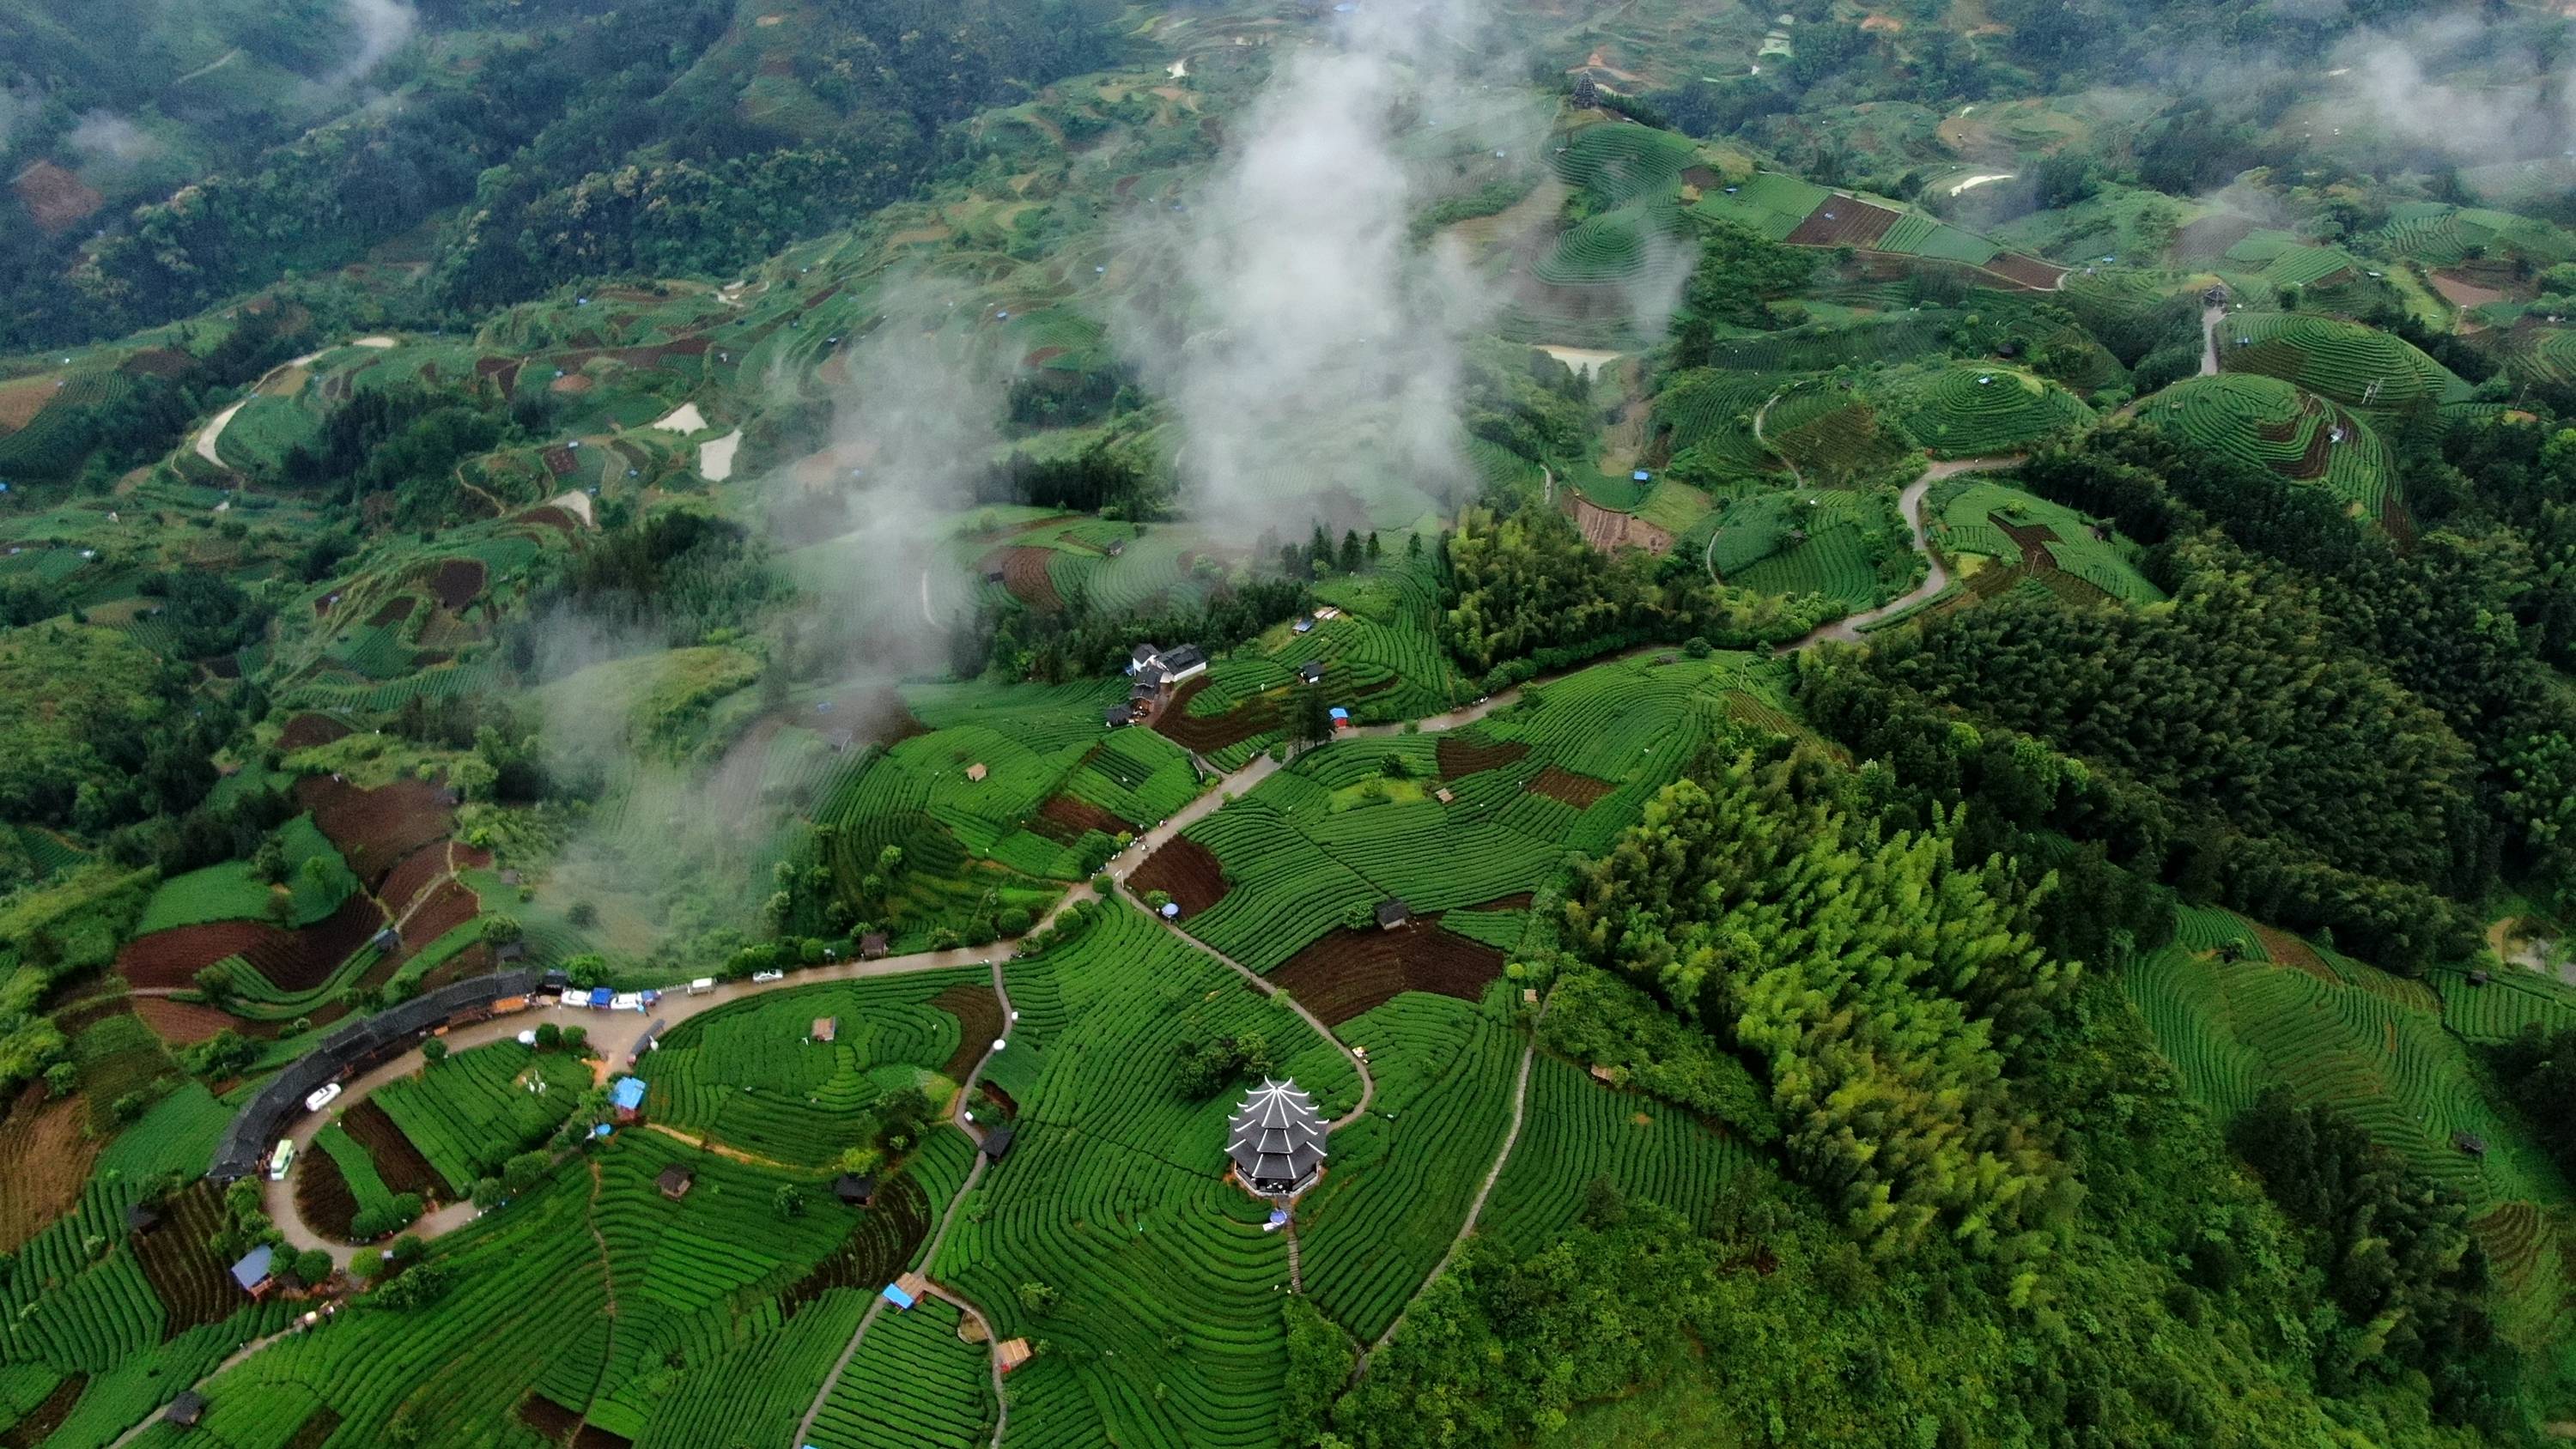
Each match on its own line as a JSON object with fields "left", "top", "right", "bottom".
{"left": 751, "top": 969, "right": 785, "bottom": 984}
{"left": 303, "top": 1082, "right": 342, "bottom": 1113}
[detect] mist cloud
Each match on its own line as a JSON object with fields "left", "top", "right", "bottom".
{"left": 1113, "top": 0, "right": 1528, "bottom": 535}
{"left": 765, "top": 279, "right": 1005, "bottom": 670}
{"left": 330, "top": 0, "right": 418, "bottom": 87}
{"left": 66, "top": 111, "right": 155, "bottom": 173}
{"left": 2316, "top": 12, "right": 2576, "bottom": 168}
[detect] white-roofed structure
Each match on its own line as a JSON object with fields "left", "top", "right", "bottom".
{"left": 1226, "top": 1078, "right": 1327, "bottom": 1197}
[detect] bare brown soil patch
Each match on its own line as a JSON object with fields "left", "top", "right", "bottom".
{"left": 368, "top": 596, "right": 416, "bottom": 627}
{"left": 475, "top": 356, "right": 523, "bottom": 394}
{"left": 298, "top": 775, "right": 458, "bottom": 886}
{"left": 779, "top": 1174, "right": 931, "bottom": 1319}
{"left": 392, "top": 879, "right": 478, "bottom": 960}
{"left": 243, "top": 893, "right": 389, "bottom": 992}
{"left": 1128, "top": 835, "right": 1229, "bottom": 914}
{"left": 1267, "top": 919, "right": 1506, "bottom": 1027}
{"left": 2252, "top": 924, "right": 2338, "bottom": 984}
{"left": 131, "top": 996, "right": 237, "bottom": 1048}
{"left": 1467, "top": 893, "right": 1535, "bottom": 911}
{"left": 1152, "top": 677, "right": 1281, "bottom": 753}
{"left": 998, "top": 545, "right": 1062, "bottom": 609}
{"left": 1035, "top": 793, "right": 1128, "bottom": 843}
{"left": 283, "top": 1407, "right": 343, "bottom": 1449}
{"left": 1568, "top": 492, "right": 1674, "bottom": 555}
{"left": 1983, "top": 253, "right": 2067, "bottom": 290}
{"left": 11, "top": 161, "right": 101, "bottom": 234}
{"left": 520, "top": 506, "right": 578, "bottom": 534}
{"left": 380, "top": 841, "right": 453, "bottom": 917}
{"left": 0, "top": 376, "right": 56, "bottom": 432}
{"left": 117, "top": 919, "right": 276, "bottom": 989}
{"left": 0, "top": 1373, "right": 82, "bottom": 1447}
{"left": 517, "top": 1393, "right": 584, "bottom": 1442}
{"left": 1529, "top": 765, "right": 1616, "bottom": 807}
{"left": 1435, "top": 736, "right": 1529, "bottom": 779}
{"left": 131, "top": 1180, "right": 244, "bottom": 1337}
{"left": 543, "top": 446, "right": 580, "bottom": 477}
{"left": 1785, "top": 198, "right": 1902, "bottom": 249}
{"left": 572, "top": 1424, "right": 635, "bottom": 1449}
{"left": 1994, "top": 514, "right": 2061, "bottom": 569}
{"left": 0, "top": 1088, "right": 99, "bottom": 1253}
{"left": 931, "top": 985, "right": 1003, "bottom": 1082}
{"left": 550, "top": 373, "right": 594, "bottom": 394}
{"left": 295, "top": 1143, "right": 361, "bottom": 1240}
{"left": 1024, "top": 346, "right": 1067, "bottom": 367}
{"left": 343, "top": 1100, "right": 442, "bottom": 1199}
{"left": 427, "top": 559, "right": 486, "bottom": 610}
{"left": 2431, "top": 270, "right": 2508, "bottom": 310}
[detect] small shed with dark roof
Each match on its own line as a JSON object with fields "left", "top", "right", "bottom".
{"left": 981, "top": 1125, "right": 1016, "bottom": 1161}
{"left": 656, "top": 1166, "right": 695, "bottom": 1200}
{"left": 1373, "top": 899, "right": 1412, "bottom": 930}
{"left": 859, "top": 933, "right": 890, "bottom": 960}
{"left": 834, "top": 1173, "right": 877, "bottom": 1206}
{"left": 2455, "top": 1131, "right": 2488, "bottom": 1157}
{"left": 166, "top": 1390, "right": 208, "bottom": 1428}
{"left": 126, "top": 1202, "right": 161, "bottom": 1235}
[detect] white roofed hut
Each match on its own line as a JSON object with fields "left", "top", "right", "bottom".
{"left": 1226, "top": 1078, "right": 1328, "bottom": 1199}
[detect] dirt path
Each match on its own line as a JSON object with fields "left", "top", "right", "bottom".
{"left": 797, "top": 960, "right": 1014, "bottom": 1449}
{"left": 1149, "top": 900, "right": 1375, "bottom": 1131}
{"left": 643, "top": 1123, "right": 800, "bottom": 1171}
{"left": 2202, "top": 303, "right": 2226, "bottom": 377}
{"left": 1364, "top": 1033, "right": 1534, "bottom": 1357}
{"left": 1773, "top": 455, "right": 2023, "bottom": 651}
{"left": 100, "top": 1324, "right": 299, "bottom": 1449}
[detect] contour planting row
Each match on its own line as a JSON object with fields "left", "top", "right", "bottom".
{"left": 805, "top": 1295, "right": 995, "bottom": 1449}
{"left": 1481, "top": 1053, "right": 1752, "bottom": 1255}
{"left": 1886, "top": 364, "right": 2092, "bottom": 458}
{"left": 936, "top": 910, "right": 1346, "bottom": 1446}
{"left": 1297, "top": 991, "right": 1520, "bottom": 1343}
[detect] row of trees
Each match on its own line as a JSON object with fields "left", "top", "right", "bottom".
{"left": 1441, "top": 505, "right": 1831, "bottom": 681}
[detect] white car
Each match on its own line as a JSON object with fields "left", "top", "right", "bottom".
{"left": 751, "top": 969, "right": 785, "bottom": 984}
{"left": 304, "top": 1082, "right": 342, "bottom": 1113}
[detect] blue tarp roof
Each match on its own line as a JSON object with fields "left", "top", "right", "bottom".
{"left": 880, "top": 1282, "right": 915, "bottom": 1309}
{"left": 611, "top": 1077, "right": 647, "bottom": 1110}
{"left": 592, "top": 1123, "right": 612, "bottom": 1138}
{"left": 231, "top": 1245, "right": 274, "bottom": 1290}
{"left": 588, "top": 987, "right": 614, "bottom": 1007}
{"left": 1327, "top": 707, "right": 1349, "bottom": 719}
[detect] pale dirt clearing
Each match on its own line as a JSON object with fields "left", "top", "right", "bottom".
{"left": 351, "top": 336, "right": 397, "bottom": 349}
{"left": 0, "top": 375, "right": 56, "bottom": 431}
{"left": 544, "top": 490, "right": 597, "bottom": 527}
{"left": 699, "top": 428, "right": 743, "bottom": 481}
{"left": 1947, "top": 171, "right": 2015, "bottom": 196}
{"left": 193, "top": 400, "right": 249, "bottom": 466}
{"left": 1536, "top": 345, "right": 1621, "bottom": 379}
{"left": 652, "top": 403, "right": 708, "bottom": 433}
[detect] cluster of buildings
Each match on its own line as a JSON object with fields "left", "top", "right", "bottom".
{"left": 1109, "top": 642, "right": 1209, "bottom": 727}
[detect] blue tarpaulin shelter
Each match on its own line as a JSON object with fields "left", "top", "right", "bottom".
{"left": 588, "top": 987, "right": 613, "bottom": 1008}
{"left": 880, "top": 1282, "right": 916, "bottom": 1309}
{"left": 610, "top": 1078, "right": 647, "bottom": 1112}
{"left": 230, "top": 1245, "right": 274, "bottom": 1292}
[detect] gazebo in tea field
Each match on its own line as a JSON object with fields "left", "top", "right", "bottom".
{"left": 1225, "top": 1078, "right": 1327, "bottom": 1198}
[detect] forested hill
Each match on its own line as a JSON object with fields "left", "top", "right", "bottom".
{"left": 3, "top": 0, "right": 1121, "bottom": 348}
